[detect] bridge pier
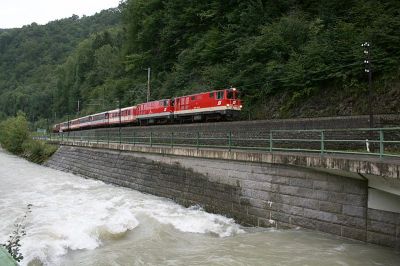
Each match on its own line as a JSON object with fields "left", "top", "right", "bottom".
{"left": 45, "top": 143, "right": 400, "bottom": 249}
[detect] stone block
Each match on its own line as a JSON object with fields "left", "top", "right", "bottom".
{"left": 279, "top": 185, "right": 314, "bottom": 198}
{"left": 258, "top": 217, "right": 277, "bottom": 228}
{"left": 319, "top": 201, "right": 342, "bottom": 214}
{"left": 291, "top": 216, "right": 317, "bottom": 230}
{"left": 313, "top": 180, "right": 344, "bottom": 192}
{"left": 367, "top": 220, "right": 397, "bottom": 236}
{"left": 317, "top": 221, "right": 342, "bottom": 236}
{"left": 239, "top": 197, "right": 251, "bottom": 206}
{"left": 368, "top": 208, "right": 398, "bottom": 224}
{"left": 344, "top": 194, "right": 367, "bottom": 207}
{"left": 247, "top": 198, "right": 269, "bottom": 209}
{"left": 271, "top": 175, "right": 290, "bottom": 185}
{"left": 251, "top": 189, "right": 273, "bottom": 200}
{"left": 275, "top": 203, "right": 304, "bottom": 216}
{"left": 289, "top": 177, "right": 314, "bottom": 189}
{"left": 293, "top": 197, "right": 319, "bottom": 210}
{"left": 342, "top": 226, "right": 366, "bottom": 241}
{"left": 367, "top": 232, "right": 397, "bottom": 248}
{"left": 248, "top": 207, "right": 269, "bottom": 218}
{"left": 342, "top": 205, "right": 366, "bottom": 218}
{"left": 270, "top": 211, "right": 291, "bottom": 224}
{"left": 304, "top": 209, "right": 339, "bottom": 223}
{"left": 337, "top": 215, "right": 366, "bottom": 229}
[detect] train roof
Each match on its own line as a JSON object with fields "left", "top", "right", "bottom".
{"left": 174, "top": 88, "right": 237, "bottom": 98}
{"left": 108, "top": 106, "right": 136, "bottom": 113}
{"left": 138, "top": 99, "right": 170, "bottom": 105}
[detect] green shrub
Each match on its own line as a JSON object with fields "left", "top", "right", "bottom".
{"left": 22, "top": 140, "right": 58, "bottom": 164}
{"left": 0, "top": 113, "right": 30, "bottom": 154}
{"left": 0, "top": 113, "right": 57, "bottom": 163}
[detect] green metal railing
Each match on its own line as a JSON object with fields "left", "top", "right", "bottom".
{"left": 40, "top": 127, "right": 400, "bottom": 159}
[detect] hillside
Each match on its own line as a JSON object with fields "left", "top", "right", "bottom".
{"left": 0, "top": 0, "right": 399, "bottom": 127}
{"left": 0, "top": 8, "right": 121, "bottom": 122}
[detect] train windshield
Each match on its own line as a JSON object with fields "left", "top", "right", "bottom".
{"left": 226, "top": 90, "right": 237, "bottom": 99}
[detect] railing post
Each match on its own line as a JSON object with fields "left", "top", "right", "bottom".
{"left": 379, "top": 129, "right": 384, "bottom": 158}
{"left": 320, "top": 130, "right": 325, "bottom": 155}
{"left": 269, "top": 131, "right": 273, "bottom": 152}
{"left": 171, "top": 132, "right": 174, "bottom": 148}
{"left": 197, "top": 132, "right": 200, "bottom": 150}
{"left": 150, "top": 132, "right": 153, "bottom": 147}
{"left": 119, "top": 129, "right": 122, "bottom": 144}
{"left": 228, "top": 131, "right": 232, "bottom": 151}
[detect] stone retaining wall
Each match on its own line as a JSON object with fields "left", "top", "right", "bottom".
{"left": 45, "top": 145, "right": 400, "bottom": 249}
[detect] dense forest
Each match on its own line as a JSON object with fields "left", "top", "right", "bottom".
{"left": 0, "top": 0, "right": 399, "bottom": 129}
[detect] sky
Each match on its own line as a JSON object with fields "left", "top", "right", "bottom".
{"left": 0, "top": 0, "right": 121, "bottom": 29}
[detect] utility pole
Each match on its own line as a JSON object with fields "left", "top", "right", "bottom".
{"left": 147, "top": 67, "right": 151, "bottom": 102}
{"left": 67, "top": 114, "right": 70, "bottom": 137}
{"left": 118, "top": 98, "right": 122, "bottom": 144}
{"left": 362, "top": 42, "right": 373, "bottom": 128}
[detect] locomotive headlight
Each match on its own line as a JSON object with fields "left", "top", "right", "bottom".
{"left": 232, "top": 88, "right": 237, "bottom": 91}
{"left": 227, "top": 104, "right": 230, "bottom": 107}
{"left": 240, "top": 105, "right": 242, "bottom": 108}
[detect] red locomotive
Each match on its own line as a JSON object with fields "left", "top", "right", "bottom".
{"left": 53, "top": 88, "right": 242, "bottom": 132}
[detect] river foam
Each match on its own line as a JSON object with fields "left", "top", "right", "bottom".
{"left": 0, "top": 151, "right": 242, "bottom": 265}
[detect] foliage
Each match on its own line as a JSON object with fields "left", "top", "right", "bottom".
{"left": 1, "top": 1, "right": 400, "bottom": 123}
{"left": 0, "top": 8, "right": 121, "bottom": 121}
{"left": 22, "top": 140, "right": 58, "bottom": 164}
{"left": 0, "top": 112, "right": 30, "bottom": 154}
{"left": 2, "top": 204, "right": 32, "bottom": 262}
{"left": 0, "top": 113, "right": 57, "bottom": 162}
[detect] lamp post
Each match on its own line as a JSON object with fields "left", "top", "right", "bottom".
{"left": 362, "top": 42, "right": 373, "bottom": 128}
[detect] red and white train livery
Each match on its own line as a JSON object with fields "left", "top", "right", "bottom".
{"left": 53, "top": 88, "right": 242, "bottom": 132}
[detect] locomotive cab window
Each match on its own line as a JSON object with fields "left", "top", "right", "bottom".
{"left": 209, "top": 92, "right": 214, "bottom": 98}
{"left": 227, "top": 90, "right": 237, "bottom": 99}
{"left": 216, "top": 91, "right": 223, "bottom": 99}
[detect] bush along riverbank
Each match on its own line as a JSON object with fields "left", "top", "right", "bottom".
{"left": 0, "top": 113, "right": 57, "bottom": 163}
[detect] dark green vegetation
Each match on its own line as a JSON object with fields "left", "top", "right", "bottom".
{"left": 0, "top": 1, "right": 399, "bottom": 127}
{"left": 0, "top": 113, "right": 57, "bottom": 163}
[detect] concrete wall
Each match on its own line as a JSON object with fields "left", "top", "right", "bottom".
{"left": 45, "top": 146, "right": 400, "bottom": 249}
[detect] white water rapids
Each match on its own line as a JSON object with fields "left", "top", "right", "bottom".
{"left": 0, "top": 149, "right": 399, "bottom": 265}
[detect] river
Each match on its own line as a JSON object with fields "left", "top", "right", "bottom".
{"left": 0, "top": 149, "right": 399, "bottom": 266}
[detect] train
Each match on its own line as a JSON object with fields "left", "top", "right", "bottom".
{"left": 53, "top": 88, "right": 242, "bottom": 132}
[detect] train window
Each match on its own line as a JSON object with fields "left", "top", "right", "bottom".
{"left": 209, "top": 92, "right": 214, "bottom": 98}
{"left": 191, "top": 96, "right": 196, "bottom": 100}
{"left": 164, "top": 100, "right": 168, "bottom": 106}
{"left": 216, "top": 91, "right": 223, "bottom": 99}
